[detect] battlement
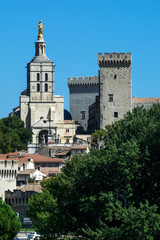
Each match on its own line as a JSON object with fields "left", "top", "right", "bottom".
{"left": 98, "top": 52, "right": 131, "bottom": 68}
{"left": 68, "top": 76, "right": 99, "bottom": 86}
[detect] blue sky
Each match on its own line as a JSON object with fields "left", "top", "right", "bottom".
{"left": 0, "top": 0, "right": 160, "bottom": 118}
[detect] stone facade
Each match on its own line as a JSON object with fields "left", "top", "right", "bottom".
{"left": 68, "top": 76, "right": 99, "bottom": 132}
{"left": 11, "top": 21, "right": 77, "bottom": 150}
{"left": 0, "top": 159, "right": 18, "bottom": 200}
{"left": 5, "top": 185, "right": 42, "bottom": 224}
{"left": 98, "top": 53, "right": 132, "bottom": 128}
{"left": 68, "top": 53, "right": 132, "bottom": 132}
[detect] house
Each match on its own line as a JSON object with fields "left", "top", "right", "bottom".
{"left": 17, "top": 169, "right": 46, "bottom": 186}
{"left": 71, "top": 145, "right": 89, "bottom": 155}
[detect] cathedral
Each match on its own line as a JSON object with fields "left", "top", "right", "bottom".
{"left": 11, "top": 21, "right": 77, "bottom": 148}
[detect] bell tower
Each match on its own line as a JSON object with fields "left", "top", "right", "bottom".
{"left": 20, "top": 21, "right": 56, "bottom": 128}
{"left": 27, "top": 20, "right": 55, "bottom": 103}
{"left": 15, "top": 20, "right": 76, "bottom": 150}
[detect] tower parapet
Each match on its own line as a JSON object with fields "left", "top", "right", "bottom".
{"left": 98, "top": 52, "right": 131, "bottom": 68}
{"left": 68, "top": 76, "right": 98, "bottom": 86}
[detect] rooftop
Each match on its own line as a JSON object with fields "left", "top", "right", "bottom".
{"left": 0, "top": 153, "right": 64, "bottom": 163}
{"left": 18, "top": 183, "right": 42, "bottom": 193}
{"left": 18, "top": 169, "right": 36, "bottom": 175}
{"left": 40, "top": 167, "right": 61, "bottom": 175}
{"left": 71, "top": 145, "right": 87, "bottom": 150}
{"left": 132, "top": 97, "right": 160, "bottom": 103}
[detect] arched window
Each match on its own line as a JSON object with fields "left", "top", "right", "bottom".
{"left": 45, "top": 73, "right": 48, "bottom": 81}
{"left": 37, "top": 73, "right": 40, "bottom": 81}
{"left": 37, "top": 83, "right": 40, "bottom": 92}
{"left": 45, "top": 83, "right": 48, "bottom": 92}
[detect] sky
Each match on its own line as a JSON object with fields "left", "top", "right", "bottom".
{"left": 0, "top": 0, "right": 160, "bottom": 118}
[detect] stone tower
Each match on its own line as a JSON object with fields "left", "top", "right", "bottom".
{"left": 68, "top": 76, "right": 99, "bottom": 132}
{"left": 98, "top": 53, "right": 132, "bottom": 129}
{"left": 17, "top": 21, "right": 77, "bottom": 149}
{"left": 20, "top": 20, "right": 55, "bottom": 128}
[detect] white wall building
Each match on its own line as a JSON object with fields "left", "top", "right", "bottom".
{"left": 11, "top": 21, "right": 77, "bottom": 151}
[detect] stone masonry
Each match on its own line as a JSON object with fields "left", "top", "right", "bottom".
{"left": 98, "top": 52, "right": 132, "bottom": 128}
{"left": 68, "top": 76, "right": 99, "bottom": 132}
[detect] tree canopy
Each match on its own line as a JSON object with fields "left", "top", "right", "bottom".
{"left": 0, "top": 116, "right": 32, "bottom": 153}
{"left": 0, "top": 198, "right": 21, "bottom": 240}
{"left": 27, "top": 105, "right": 160, "bottom": 239}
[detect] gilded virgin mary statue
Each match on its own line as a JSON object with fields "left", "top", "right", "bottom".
{"left": 38, "top": 20, "right": 43, "bottom": 40}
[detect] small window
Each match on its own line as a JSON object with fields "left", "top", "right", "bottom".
{"left": 114, "top": 74, "right": 117, "bottom": 79}
{"left": 108, "top": 94, "right": 113, "bottom": 102}
{"left": 81, "top": 111, "right": 85, "bottom": 120}
{"left": 45, "top": 73, "right": 48, "bottom": 81}
{"left": 37, "top": 83, "right": 40, "bottom": 92}
{"left": 45, "top": 84, "right": 48, "bottom": 92}
{"left": 114, "top": 112, "right": 118, "bottom": 118}
{"left": 37, "top": 73, "right": 40, "bottom": 81}
{"left": 66, "top": 129, "right": 69, "bottom": 132}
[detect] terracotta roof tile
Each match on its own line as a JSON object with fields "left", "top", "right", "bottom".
{"left": 40, "top": 167, "right": 60, "bottom": 175}
{"left": 19, "top": 183, "right": 42, "bottom": 193}
{"left": 132, "top": 97, "right": 160, "bottom": 103}
{"left": 18, "top": 169, "right": 36, "bottom": 175}
{"left": 0, "top": 153, "right": 64, "bottom": 163}
{"left": 71, "top": 145, "right": 87, "bottom": 150}
{"left": 55, "top": 151, "right": 70, "bottom": 156}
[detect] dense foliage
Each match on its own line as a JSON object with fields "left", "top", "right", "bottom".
{"left": 0, "top": 116, "right": 32, "bottom": 153}
{"left": 0, "top": 198, "right": 21, "bottom": 240}
{"left": 28, "top": 105, "right": 160, "bottom": 239}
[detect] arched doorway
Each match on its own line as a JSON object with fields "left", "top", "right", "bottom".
{"left": 39, "top": 130, "right": 48, "bottom": 144}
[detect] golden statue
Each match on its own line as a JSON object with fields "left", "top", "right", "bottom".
{"left": 38, "top": 20, "right": 43, "bottom": 40}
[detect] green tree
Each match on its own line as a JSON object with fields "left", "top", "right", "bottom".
{"left": 0, "top": 198, "right": 21, "bottom": 240}
{"left": 83, "top": 199, "right": 160, "bottom": 240}
{"left": 0, "top": 116, "right": 32, "bottom": 153}
{"left": 27, "top": 104, "right": 160, "bottom": 239}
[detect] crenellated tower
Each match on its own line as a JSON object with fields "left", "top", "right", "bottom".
{"left": 68, "top": 76, "right": 99, "bottom": 132}
{"left": 98, "top": 52, "right": 132, "bottom": 128}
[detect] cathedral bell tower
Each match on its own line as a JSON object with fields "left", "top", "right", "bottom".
{"left": 17, "top": 20, "right": 76, "bottom": 150}
{"left": 27, "top": 20, "right": 55, "bottom": 103}
{"left": 20, "top": 21, "right": 56, "bottom": 129}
